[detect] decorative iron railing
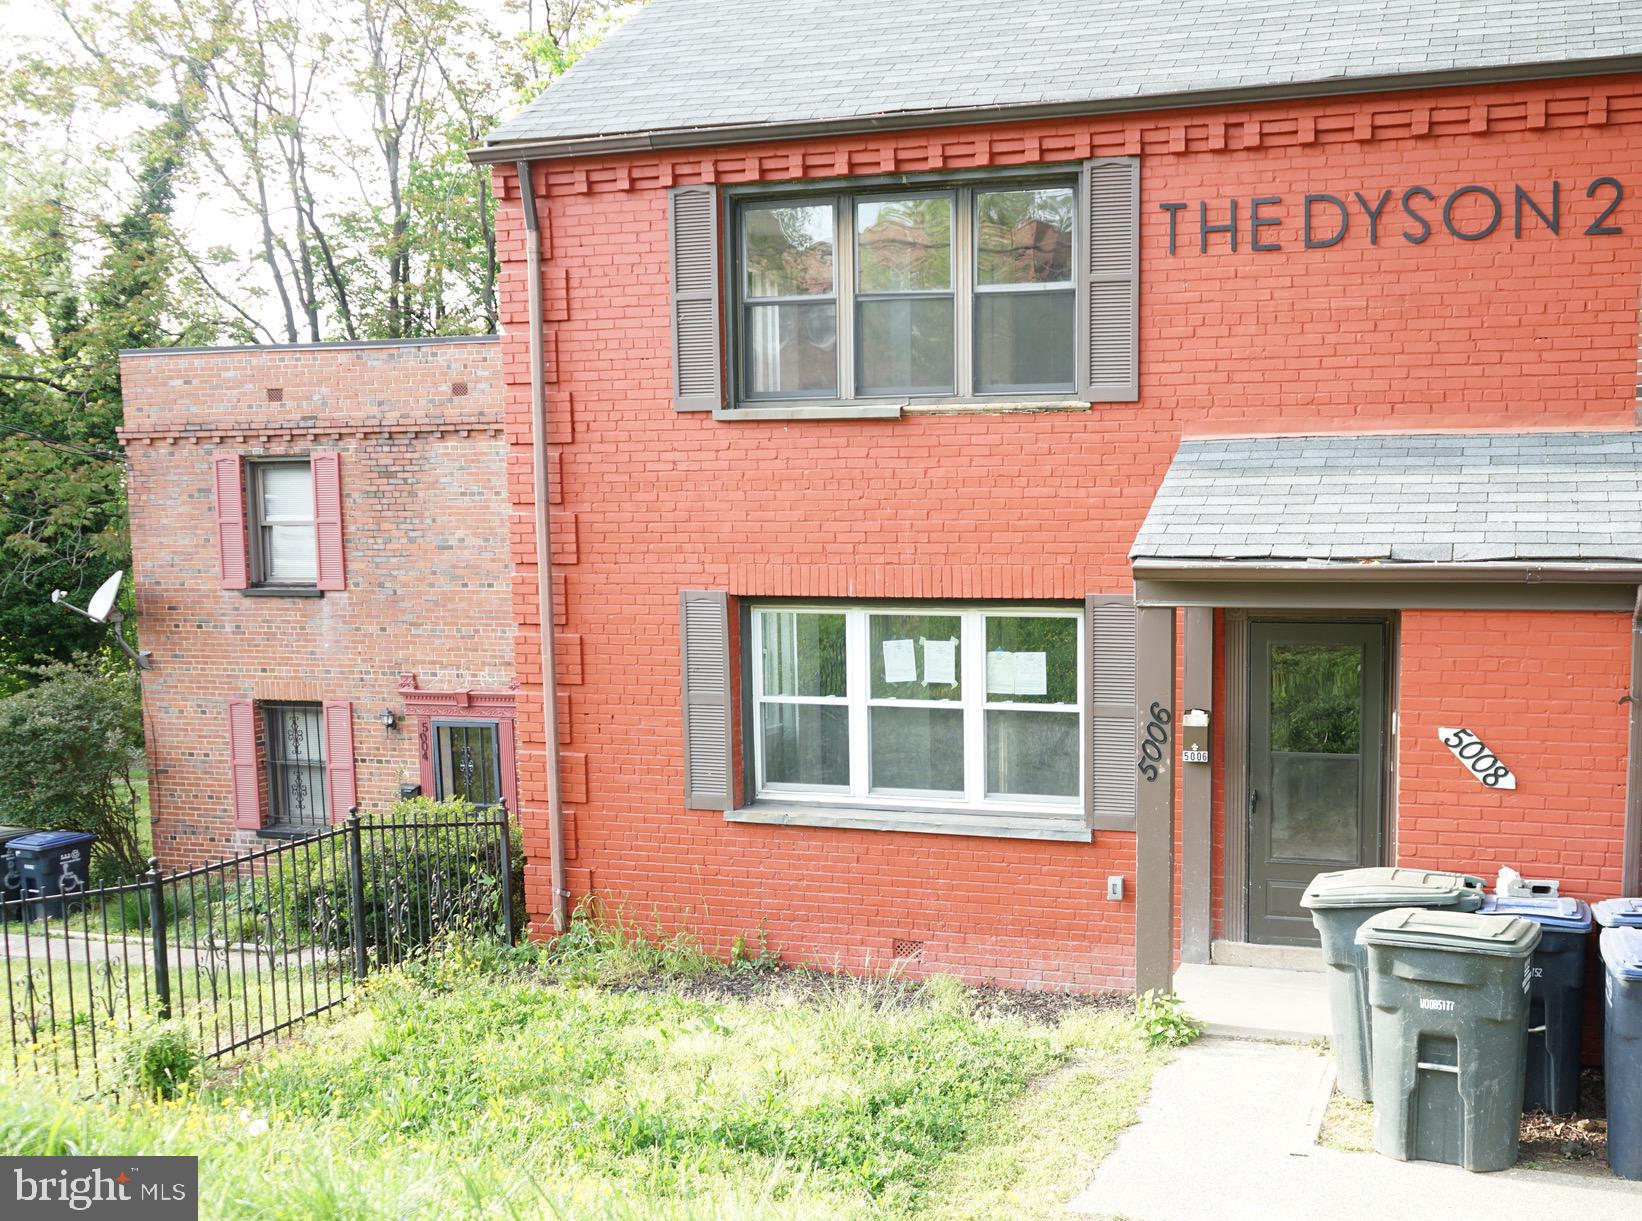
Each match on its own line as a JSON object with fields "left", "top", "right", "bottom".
{"left": 2, "top": 805, "right": 515, "bottom": 1083}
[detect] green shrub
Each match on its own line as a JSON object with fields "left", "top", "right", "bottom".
{"left": 114, "top": 1018, "right": 200, "bottom": 1100}
{"left": 0, "top": 660, "right": 146, "bottom": 879}
{"left": 280, "top": 797, "right": 521, "bottom": 964}
{"left": 1134, "top": 990, "right": 1202, "bottom": 1048}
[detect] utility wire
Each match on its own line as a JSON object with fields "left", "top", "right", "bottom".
{"left": 0, "top": 422, "right": 124, "bottom": 462}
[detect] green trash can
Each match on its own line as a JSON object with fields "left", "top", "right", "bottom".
{"left": 1357, "top": 908, "right": 1541, "bottom": 1173}
{"left": 1300, "top": 867, "right": 1485, "bottom": 1100}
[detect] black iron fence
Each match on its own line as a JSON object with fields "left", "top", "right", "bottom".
{"left": 2, "top": 806, "right": 515, "bottom": 1083}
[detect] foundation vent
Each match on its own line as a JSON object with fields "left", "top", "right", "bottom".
{"left": 891, "top": 938, "right": 925, "bottom": 963}
{"left": 451, "top": 381, "right": 469, "bottom": 398}
{"left": 265, "top": 387, "right": 284, "bottom": 403}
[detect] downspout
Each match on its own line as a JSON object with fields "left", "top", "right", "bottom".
{"left": 517, "top": 159, "right": 569, "bottom": 934}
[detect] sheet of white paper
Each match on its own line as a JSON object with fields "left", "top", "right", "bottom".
{"left": 922, "top": 638, "right": 957, "bottom": 686}
{"left": 986, "top": 651, "right": 1015, "bottom": 696}
{"left": 1012, "top": 651, "right": 1047, "bottom": 696}
{"left": 882, "top": 639, "right": 918, "bottom": 683}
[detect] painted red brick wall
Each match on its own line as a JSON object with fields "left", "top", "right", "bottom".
{"left": 120, "top": 339, "right": 514, "bottom": 866}
{"left": 493, "top": 74, "right": 1642, "bottom": 989}
{"left": 1397, "top": 610, "right": 1632, "bottom": 898}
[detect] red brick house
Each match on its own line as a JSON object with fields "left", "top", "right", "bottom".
{"left": 119, "top": 338, "right": 517, "bottom": 865}
{"left": 125, "top": 0, "right": 1642, "bottom": 994}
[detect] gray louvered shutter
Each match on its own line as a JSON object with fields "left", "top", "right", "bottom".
{"left": 1087, "top": 594, "right": 1138, "bottom": 830}
{"left": 1079, "top": 157, "right": 1140, "bottom": 402}
{"left": 669, "top": 185, "right": 722, "bottom": 411}
{"left": 680, "top": 590, "right": 734, "bottom": 809}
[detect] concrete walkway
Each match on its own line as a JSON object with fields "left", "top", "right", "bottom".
{"left": 1172, "top": 962, "right": 1331, "bottom": 1043}
{"left": 1071, "top": 1039, "right": 1642, "bottom": 1220}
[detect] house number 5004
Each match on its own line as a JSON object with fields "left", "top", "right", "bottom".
{"left": 1438, "top": 727, "right": 1517, "bottom": 790}
{"left": 1137, "top": 702, "right": 1172, "bottom": 782}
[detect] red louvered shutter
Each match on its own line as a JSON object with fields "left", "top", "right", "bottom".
{"left": 322, "top": 701, "right": 356, "bottom": 822}
{"left": 311, "top": 451, "right": 345, "bottom": 591}
{"left": 213, "top": 454, "right": 249, "bottom": 590}
{"left": 227, "top": 699, "right": 262, "bottom": 829}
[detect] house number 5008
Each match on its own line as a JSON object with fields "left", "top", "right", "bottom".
{"left": 1137, "top": 702, "right": 1172, "bottom": 782}
{"left": 1438, "top": 727, "right": 1517, "bottom": 790}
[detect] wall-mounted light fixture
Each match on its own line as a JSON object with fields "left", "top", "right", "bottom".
{"left": 380, "top": 707, "right": 398, "bottom": 730}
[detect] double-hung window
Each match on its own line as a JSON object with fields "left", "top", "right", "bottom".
{"left": 751, "top": 604, "right": 1083, "bottom": 822}
{"left": 250, "top": 460, "right": 318, "bottom": 586}
{"left": 736, "top": 180, "right": 1078, "bottom": 405}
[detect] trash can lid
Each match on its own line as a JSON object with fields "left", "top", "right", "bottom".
{"left": 1600, "top": 927, "right": 1642, "bottom": 982}
{"left": 1593, "top": 898, "right": 1642, "bottom": 928}
{"left": 1478, "top": 895, "right": 1592, "bottom": 933}
{"left": 1355, "top": 907, "right": 1543, "bottom": 957}
{"left": 1300, "top": 867, "right": 1486, "bottom": 911}
{"left": 7, "top": 830, "right": 95, "bottom": 852}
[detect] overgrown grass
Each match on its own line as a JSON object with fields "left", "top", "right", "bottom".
{"left": 0, "top": 918, "right": 1165, "bottom": 1218}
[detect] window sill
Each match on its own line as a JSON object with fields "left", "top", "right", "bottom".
{"left": 241, "top": 586, "right": 325, "bottom": 598}
{"left": 726, "top": 801, "right": 1091, "bottom": 843}
{"left": 715, "top": 401, "right": 904, "bottom": 422}
{"left": 256, "top": 824, "right": 326, "bottom": 840}
{"left": 715, "top": 398, "right": 1093, "bottom": 421}
{"left": 902, "top": 399, "right": 1089, "bottom": 416}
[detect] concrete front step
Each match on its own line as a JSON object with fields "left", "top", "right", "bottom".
{"left": 1210, "top": 939, "right": 1326, "bottom": 972}
{"left": 1173, "top": 961, "right": 1332, "bottom": 1043}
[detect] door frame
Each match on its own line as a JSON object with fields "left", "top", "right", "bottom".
{"left": 1222, "top": 609, "right": 1399, "bottom": 944}
{"left": 430, "top": 717, "right": 507, "bottom": 806}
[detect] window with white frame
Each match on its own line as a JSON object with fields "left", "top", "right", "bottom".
{"left": 750, "top": 605, "right": 1082, "bottom": 816}
{"left": 736, "top": 179, "right": 1077, "bottom": 404}
{"left": 250, "top": 460, "right": 318, "bottom": 585}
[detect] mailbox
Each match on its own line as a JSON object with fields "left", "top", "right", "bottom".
{"left": 1181, "top": 708, "right": 1210, "bottom": 764}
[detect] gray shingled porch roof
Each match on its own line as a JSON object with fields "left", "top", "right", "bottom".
{"left": 1130, "top": 431, "right": 1642, "bottom": 566}
{"left": 482, "top": 0, "right": 1642, "bottom": 155}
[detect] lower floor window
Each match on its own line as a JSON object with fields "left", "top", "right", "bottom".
{"left": 433, "top": 721, "right": 503, "bottom": 806}
{"left": 751, "top": 603, "right": 1082, "bottom": 815}
{"left": 264, "top": 702, "right": 327, "bottom": 826}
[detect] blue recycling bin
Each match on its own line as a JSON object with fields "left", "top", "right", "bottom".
{"left": 1594, "top": 897, "right": 1642, "bottom": 929}
{"left": 1599, "top": 926, "right": 1642, "bottom": 1180}
{"left": 1478, "top": 895, "right": 1592, "bottom": 1115}
{"left": 0, "top": 826, "right": 40, "bottom": 906}
{"left": 8, "top": 830, "right": 95, "bottom": 920}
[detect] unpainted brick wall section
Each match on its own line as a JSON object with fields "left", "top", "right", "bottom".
{"left": 120, "top": 341, "right": 515, "bottom": 867}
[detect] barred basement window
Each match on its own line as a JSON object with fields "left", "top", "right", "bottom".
{"left": 750, "top": 604, "right": 1082, "bottom": 819}
{"left": 264, "top": 703, "right": 327, "bottom": 826}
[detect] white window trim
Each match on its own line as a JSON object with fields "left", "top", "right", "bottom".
{"left": 748, "top": 603, "right": 1084, "bottom": 821}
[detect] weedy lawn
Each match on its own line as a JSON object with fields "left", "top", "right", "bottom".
{"left": 0, "top": 923, "right": 1169, "bottom": 1219}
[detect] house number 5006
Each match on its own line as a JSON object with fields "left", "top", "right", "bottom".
{"left": 1137, "top": 702, "right": 1172, "bottom": 782}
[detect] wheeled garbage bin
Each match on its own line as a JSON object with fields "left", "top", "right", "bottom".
{"left": 1300, "top": 867, "right": 1486, "bottom": 1100}
{"left": 1600, "top": 925, "right": 1642, "bottom": 1180}
{"left": 8, "top": 830, "right": 95, "bottom": 920}
{"left": 0, "top": 826, "right": 41, "bottom": 905}
{"left": 1477, "top": 895, "right": 1592, "bottom": 1115}
{"left": 1357, "top": 908, "right": 1541, "bottom": 1172}
{"left": 1594, "top": 897, "right": 1642, "bottom": 929}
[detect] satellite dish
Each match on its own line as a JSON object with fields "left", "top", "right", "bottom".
{"left": 86, "top": 571, "right": 124, "bottom": 624}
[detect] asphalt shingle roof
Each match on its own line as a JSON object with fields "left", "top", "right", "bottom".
{"left": 1130, "top": 431, "right": 1642, "bottom": 566}
{"left": 485, "top": 0, "right": 1642, "bottom": 151}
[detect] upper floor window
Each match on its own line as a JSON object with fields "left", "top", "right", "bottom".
{"left": 251, "top": 460, "right": 318, "bottom": 585}
{"left": 736, "top": 182, "right": 1077, "bottom": 404}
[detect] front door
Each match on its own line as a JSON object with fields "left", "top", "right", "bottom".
{"left": 432, "top": 720, "right": 504, "bottom": 807}
{"left": 1247, "top": 621, "right": 1386, "bottom": 945}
